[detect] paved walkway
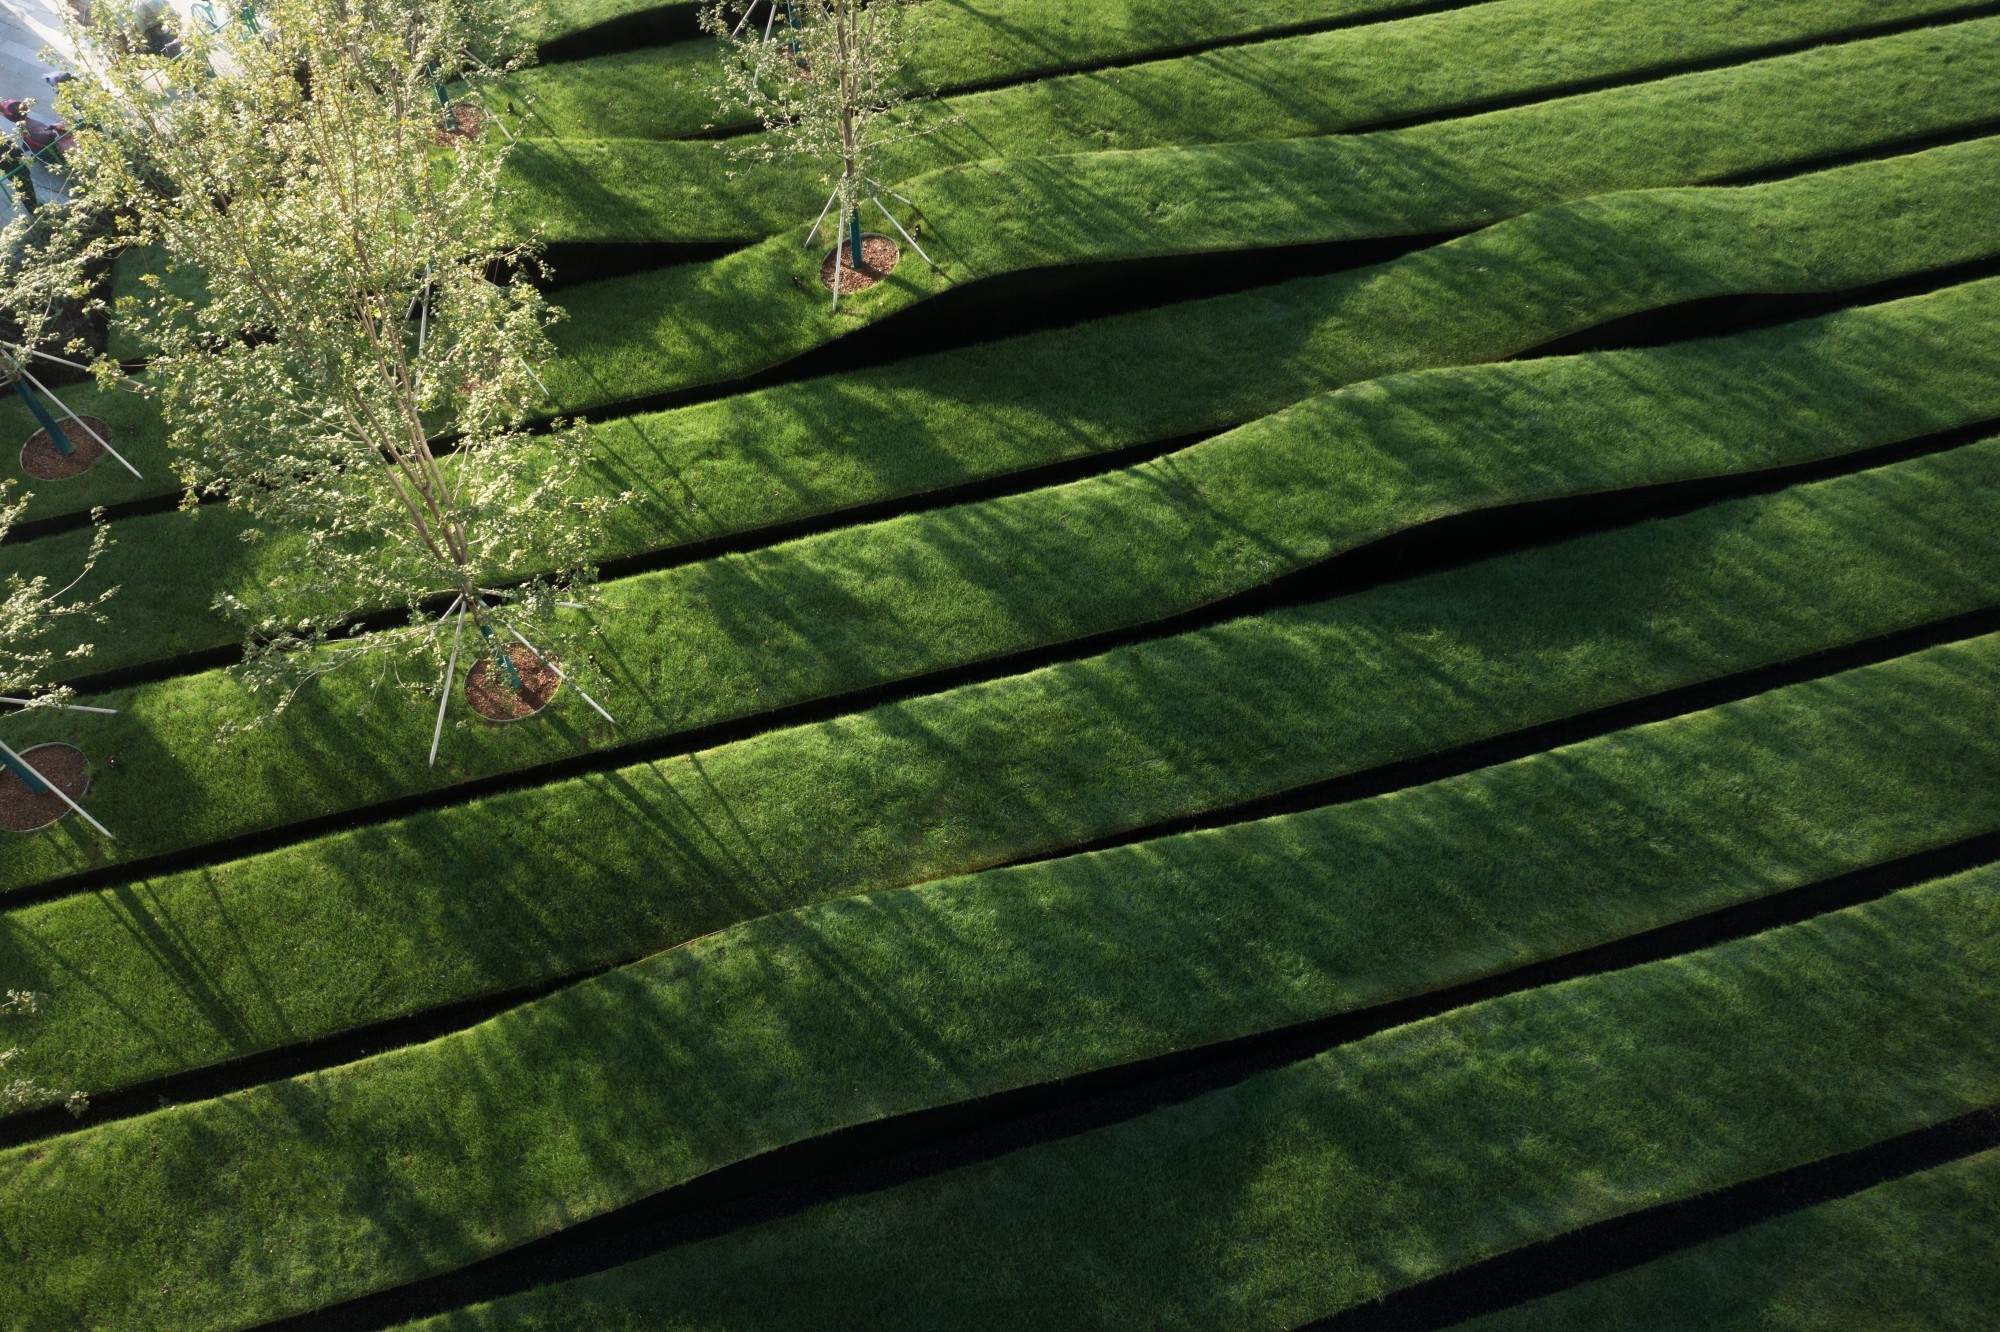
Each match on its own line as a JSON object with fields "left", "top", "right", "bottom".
{"left": 0, "top": 0, "right": 76, "bottom": 214}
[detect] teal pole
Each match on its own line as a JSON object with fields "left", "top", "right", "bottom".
{"left": 0, "top": 745, "right": 50, "bottom": 794}
{"left": 847, "top": 205, "right": 863, "bottom": 268}
{"left": 476, "top": 621, "right": 522, "bottom": 690}
{"left": 14, "top": 377, "right": 70, "bottom": 455}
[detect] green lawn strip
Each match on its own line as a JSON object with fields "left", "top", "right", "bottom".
{"left": 509, "top": 15, "right": 2000, "bottom": 251}
{"left": 505, "top": 0, "right": 1960, "bottom": 151}
{"left": 526, "top": 0, "right": 1456, "bottom": 78}
{"left": 4, "top": 644, "right": 1998, "bottom": 1331}
{"left": 1459, "top": 1149, "right": 2000, "bottom": 1331}
{"left": 382, "top": 868, "right": 2000, "bottom": 1332}
{"left": 6, "top": 448, "right": 2000, "bottom": 1103}
{"left": 118, "top": 0, "right": 1926, "bottom": 350}
{"left": 16, "top": 267, "right": 2000, "bottom": 695}
{"left": 11, "top": 616, "right": 2000, "bottom": 1176}
{"left": 535, "top": 18, "right": 2000, "bottom": 410}
{"left": 34, "top": 134, "right": 2000, "bottom": 536}
{"left": 0, "top": 378, "right": 179, "bottom": 525}
{"left": 8, "top": 287, "right": 2000, "bottom": 894}
{"left": 507, "top": 0, "right": 1438, "bottom": 140}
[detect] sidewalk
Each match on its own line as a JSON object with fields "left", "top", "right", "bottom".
{"left": 0, "top": 0, "right": 76, "bottom": 214}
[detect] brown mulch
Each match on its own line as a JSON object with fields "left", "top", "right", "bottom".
{"left": 0, "top": 743, "right": 91, "bottom": 832}
{"left": 819, "top": 234, "right": 901, "bottom": 293}
{"left": 464, "top": 644, "right": 562, "bottom": 722}
{"left": 20, "top": 416, "right": 107, "bottom": 481}
{"left": 437, "top": 104, "right": 488, "bottom": 144}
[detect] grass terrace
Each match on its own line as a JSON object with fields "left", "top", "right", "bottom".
{"left": 504, "top": 14, "right": 2000, "bottom": 246}
{"left": 2, "top": 0, "right": 1996, "bottom": 1327}
{"left": 501, "top": 0, "right": 1992, "bottom": 141}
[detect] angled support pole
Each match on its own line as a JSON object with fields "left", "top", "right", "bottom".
{"left": 2, "top": 342, "right": 149, "bottom": 393}
{"left": 830, "top": 218, "right": 845, "bottom": 313}
{"left": 0, "top": 734, "right": 113, "bottom": 838}
{"left": 805, "top": 185, "right": 841, "bottom": 249}
{"left": 17, "top": 365, "right": 143, "bottom": 478}
{"left": 869, "top": 192, "right": 933, "bottom": 266}
{"left": 502, "top": 622, "right": 616, "bottom": 725}
{"left": 0, "top": 696, "right": 117, "bottom": 715}
{"left": 427, "top": 595, "right": 467, "bottom": 767}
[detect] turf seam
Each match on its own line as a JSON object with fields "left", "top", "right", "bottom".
{"left": 470, "top": 98, "right": 2000, "bottom": 424}
{"left": 223, "top": 837, "right": 2000, "bottom": 1332}
{"left": 29, "top": 106, "right": 2000, "bottom": 548}
{"left": 1720, "top": 114, "right": 2000, "bottom": 186}
{"left": 6, "top": 411, "right": 1997, "bottom": 915}
{"left": 17, "top": 256, "right": 2000, "bottom": 717}
{"left": 535, "top": 0, "right": 1505, "bottom": 74}
{"left": 9, "top": 605, "right": 1999, "bottom": 1153}
{"left": 17, "top": 225, "right": 1996, "bottom": 602}
{"left": 632, "top": 0, "right": 2000, "bottom": 154}
{"left": 2, "top": 227, "right": 1475, "bottom": 548}
{"left": 1300, "top": 1106, "right": 2000, "bottom": 1329}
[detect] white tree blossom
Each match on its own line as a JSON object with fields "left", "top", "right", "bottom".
{"left": 58, "top": 0, "right": 616, "bottom": 738}
{"left": 0, "top": 486, "right": 111, "bottom": 712}
{"left": 703, "top": 0, "right": 946, "bottom": 302}
{"left": 1, "top": 988, "right": 86, "bottom": 1116}
{"left": 0, "top": 196, "right": 117, "bottom": 714}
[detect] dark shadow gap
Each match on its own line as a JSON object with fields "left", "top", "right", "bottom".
{"left": 1528, "top": 256, "right": 2000, "bottom": 355}
{"left": 533, "top": 0, "right": 1501, "bottom": 71}
{"left": 538, "top": 239, "right": 742, "bottom": 289}
{"left": 1718, "top": 115, "right": 2000, "bottom": 187}
{"left": 33, "top": 254, "right": 2000, "bottom": 699}
{"left": 654, "top": 0, "right": 2000, "bottom": 153}
{"left": 536, "top": 2, "right": 707, "bottom": 64}
{"left": 8, "top": 518, "right": 1999, "bottom": 1151}
{"left": 1305, "top": 1105, "right": 2000, "bottom": 1330}
{"left": 18, "top": 160, "right": 2000, "bottom": 555}
{"left": 558, "top": 226, "right": 1477, "bottom": 415}
{"left": 9, "top": 415, "right": 1998, "bottom": 1146}
{"left": 0, "top": 223, "right": 1477, "bottom": 548}
{"left": 1307, "top": 1, "right": 2000, "bottom": 140}
{"left": 11, "top": 411, "right": 1999, "bottom": 916}
{"left": 233, "top": 836, "right": 2000, "bottom": 1332}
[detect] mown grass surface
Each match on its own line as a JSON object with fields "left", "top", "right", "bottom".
{"left": 27, "top": 134, "right": 2000, "bottom": 533}
{"left": 6, "top": 6, "right": 1994, "bottom": 1327}
{"left": 4, "top": 639, "right": 1997, "bottom": 1330}
{"left": 14, "top": 269, "right": 2000, "bottom": 683}
{"left": 6, "top": 443, "right": 1999, "bottom": 1106}
{"left": 525, "top": 0, "right": 1418, "bottom": 58}
{"left": 537, "top": 19, "right": 2000, "bottom": 406}
{"left": 105, "top": 0, "right": 1971, "bottom": 367}
{"left": 1460, "top": 1149, "right": 2000, "bottom": 1332}
{"left": 506, "top": 0, "right": 1966, "bottom": 149}
{"left": 510, "top": 16, "right": 2000, "bottom": 247}
{"left": 509, "top": 0, "right": 1441, "bottom": 139}
{"left": 378, "top": 868, "right": 2000, "bottom": 1332}
{"left": 6, "top": 340, "right": 2000, "bottom": 896}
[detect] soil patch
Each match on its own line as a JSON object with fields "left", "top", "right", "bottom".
{"left": 437, "top": 104, "right": 488, "bottom": 143}
{"left": 819, "top": 234, "right": 901, "bottom": 294}
{"left": 465, "top": 644, "right": 561, "bottom": 722}
{"left": 20, "top": 416, "right": 107, "bottom": 480}
{"left": 0, "top": 743, "right": 91, "bottom": 832}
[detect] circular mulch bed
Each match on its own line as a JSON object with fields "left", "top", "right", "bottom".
{"left": 819, "top": 233, "right": 901, "bottom": 293}
{"left": 464, "top": 643, "right": 562, "bottom": 722}
{"left": 437, "top": 104, "right": 488, "bottom": 144}
{"left": 0, "top": 742, "right": 91, "bottom": 833}
{"left": 21, "top": 416, "right": 107, "bottom": 481}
